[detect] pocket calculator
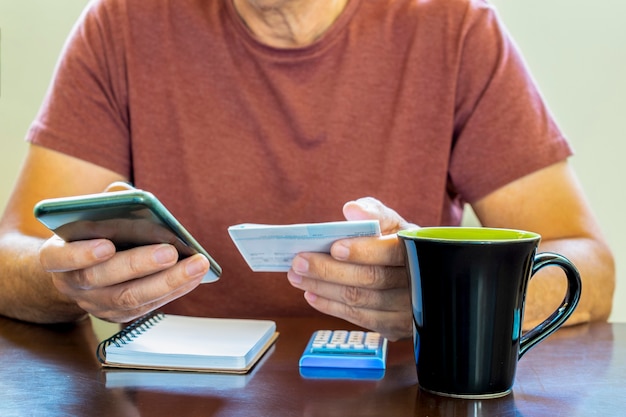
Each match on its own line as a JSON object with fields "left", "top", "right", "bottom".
{"left": 298, "top": 330, "right": 388, "bottom": 370}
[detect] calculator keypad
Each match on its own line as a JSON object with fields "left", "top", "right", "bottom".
{"left": 310, "top": 330, "right": 383, "bottom": 355}
{"left": 299, "top": 330, "right": 388, "bottom": 370}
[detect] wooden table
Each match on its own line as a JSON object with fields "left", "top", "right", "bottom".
{"left": 1, "top": 315, "right": 624, "bottom": 416}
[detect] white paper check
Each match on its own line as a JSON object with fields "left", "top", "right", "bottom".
{"left": 228, "top": 220, "right": 381, "bottom": 272}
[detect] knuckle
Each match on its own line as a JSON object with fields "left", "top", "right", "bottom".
{"left": 341, "top": 285, "right": 363, "bottom": 305}
{"left": 357, "top": 266, "right": 379, "bottom": 287}
{"left": 318, "top": 259, "right": 333, "bottom": 280}
{"left": 126, "top": 253, "right": 145, "bottom": 276}
{"left": 382, "top": 266, "right": 408, "bottom": 289}
{"left": 358, "top": 265, "right": 393, "bottom": 289}
{"left": 163, "top": 268, "right": 183, "bottom": 289}
{"left": 340, "top": 301, "right": 366, "bottom": 322}
{"left": 38, "top": 238, "right": 60, "bottom": 268}
{"left": 38, "top": 248, "right": 52, "bottom": 271}
{"left": 114, "top": 286, "right": 140, "bottom": 310}
{"left": 340, "top": 285, "right": 377, "bottom": 309}
{"left": 74, "top": 268, "right": 97, "bottom": 290}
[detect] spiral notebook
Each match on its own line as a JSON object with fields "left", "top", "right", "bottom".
{"left": 96, "top": 312, "right": 278, "bottom": 374}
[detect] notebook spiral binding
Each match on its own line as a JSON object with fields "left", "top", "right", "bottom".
{"left": 96, "top": 311, "right": 165, "bottom": 364}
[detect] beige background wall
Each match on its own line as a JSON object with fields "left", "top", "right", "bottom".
{"left": 1, "top": 0, "right": 624, "bottom": 323}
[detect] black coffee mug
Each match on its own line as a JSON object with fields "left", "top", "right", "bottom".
{"left": 398, "top": 227, "right": 582, "bottom": 399}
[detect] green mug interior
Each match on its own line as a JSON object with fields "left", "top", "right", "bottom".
{"left": 398, "top": 227, "right": 540, "bottom": 243}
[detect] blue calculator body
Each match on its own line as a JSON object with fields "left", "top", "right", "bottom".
{"left": 299, "top": 330, "right": 388, "bottom": 371}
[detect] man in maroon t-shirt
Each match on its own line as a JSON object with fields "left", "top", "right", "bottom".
{"left": 0, "top": 0, "right": 615, "bottom": 340}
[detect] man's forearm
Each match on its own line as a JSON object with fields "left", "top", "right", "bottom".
{"left": 0, "top": 232, "right": 87, "bottom": 323}
{"left": 523, "top": 236, "right": 615, "bottom": 330}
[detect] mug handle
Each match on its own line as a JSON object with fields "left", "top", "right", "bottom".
{"left": 519, "top": 252, "right": 582, "bottom": 358}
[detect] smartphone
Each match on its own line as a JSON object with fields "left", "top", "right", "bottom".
{"left": 33, "top": 189, "right": 221, "bottom": 283}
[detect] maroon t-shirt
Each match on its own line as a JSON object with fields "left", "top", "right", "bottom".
{"left": 27, "top": 0, "right": 572, "bottom": 318}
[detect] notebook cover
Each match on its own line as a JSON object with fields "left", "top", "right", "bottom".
{"left": 97, "top": 312, "right": 278, "bottom": 374}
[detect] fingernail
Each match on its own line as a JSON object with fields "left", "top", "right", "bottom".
{"left": 153, "top": 245, "right": 177, "bottom": 264}
{"left": 292, "top": 256, "right": 309, "bottom": 274}
{"left": 304, "top": 291, "right": 318, "bottom": 303}
{"left": 332, "top": 243, "right": 350, "bottom": 260}
{"left": 287, "top": 271, "right": 302, "bottom": 285}
{"left": 93, "top": 242, "right": 114, "bottom": 259}
{"left": 186, "top": 256, "right": 209, "bottom": 276}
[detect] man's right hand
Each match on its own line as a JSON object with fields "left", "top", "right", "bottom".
{"left": 38, "top": 235, "right": 210, "bottom": 323}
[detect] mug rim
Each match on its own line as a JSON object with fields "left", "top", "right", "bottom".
{"left": 397, "top": 227, "right": 541, "bottom": 243}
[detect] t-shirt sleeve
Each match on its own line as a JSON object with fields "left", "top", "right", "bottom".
{"left": 26, "top": 0, "right": 132, "bottom": 178}
{"left": 448, "top": 2, "right": 573, "bottom": 204}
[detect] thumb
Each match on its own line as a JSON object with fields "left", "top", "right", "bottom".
{"left": 342, "top": 197, "right": 417, "bottom": 235}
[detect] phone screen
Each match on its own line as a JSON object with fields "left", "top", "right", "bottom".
{"left": 34, "top": 189, "right": 221, "bottom": 283}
